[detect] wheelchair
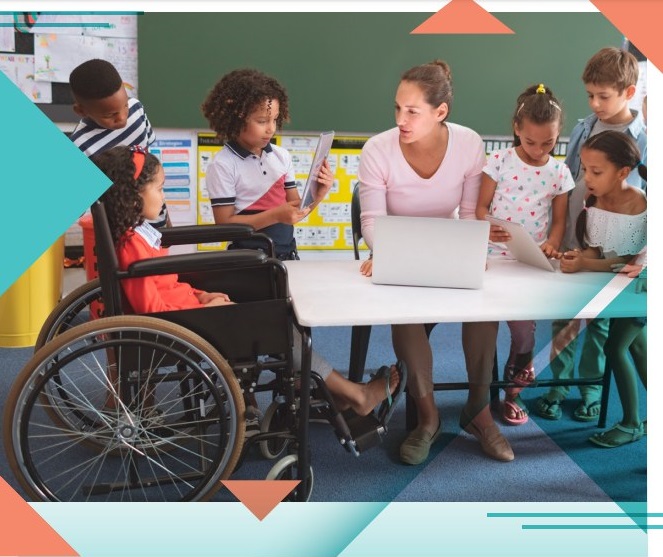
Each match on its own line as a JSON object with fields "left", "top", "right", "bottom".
{"left": 4, "top": 201, "right": 405, "bottom": 502}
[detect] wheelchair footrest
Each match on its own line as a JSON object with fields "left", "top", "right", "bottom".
{"left": 344, "top": 412, "right": 386, "bottom": 453}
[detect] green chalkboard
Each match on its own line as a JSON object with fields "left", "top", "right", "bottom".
{"left": 138, "top": 12, "right": 622, "bottom": 136}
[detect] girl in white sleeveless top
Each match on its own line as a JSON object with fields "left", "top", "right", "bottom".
{"left": 560, "top": 130, "right": 647, "bottom": 448}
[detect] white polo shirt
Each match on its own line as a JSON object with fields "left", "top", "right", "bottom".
{"left": 206, "top": 141, "right": 297, "bottom": 214}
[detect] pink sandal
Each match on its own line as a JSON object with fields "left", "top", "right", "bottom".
{"left": 502, "top": 399, "right": 528, "bottom": 426}
{"left": 504, "top": 364, "right": 535, "bottom": 388}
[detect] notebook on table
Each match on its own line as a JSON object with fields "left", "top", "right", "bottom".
{"left": 485, "top": 216, "right": 557, "bottom": 272}
{"left": 371, "top": 216, "right": 490, "bottom": 289}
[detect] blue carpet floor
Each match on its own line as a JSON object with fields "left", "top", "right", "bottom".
{"left": 0, "top": 321, "right": 646, "bottom": 503}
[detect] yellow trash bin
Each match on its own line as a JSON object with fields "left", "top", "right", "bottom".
{"left": 0, "top": 237, "right": 64, "bottom": 348}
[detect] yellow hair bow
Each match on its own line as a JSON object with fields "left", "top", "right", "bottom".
{"left": 536, "top": 84, "right": 546, "bottom": 94}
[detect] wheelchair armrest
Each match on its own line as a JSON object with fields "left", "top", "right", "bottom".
{"left": 160, "top": 224, "right": 255, "bottom": 246}
{"left": 123, "top": 249, "right": 268, "bottom": 278}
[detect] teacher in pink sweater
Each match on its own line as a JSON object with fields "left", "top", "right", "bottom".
{"left": 357, "top": 60, "right": 514, "bottom": 464}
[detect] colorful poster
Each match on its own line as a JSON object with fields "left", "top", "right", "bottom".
{"left": 33, "top": 33, "right": 138, "bottom": 89}
{"left": 0, "top": 14, "right": 14, "bottom": 51}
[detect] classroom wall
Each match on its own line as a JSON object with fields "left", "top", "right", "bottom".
{"left": 138, "top": 12, "right": 622, "bottom": 136}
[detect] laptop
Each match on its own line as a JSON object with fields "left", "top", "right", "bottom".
{"left": 299, "top": 131, "right": 335, "bottom": 209}
{"left": 485, "top": 215, "right": 557, "bottom": 272}
{"left": 371, "top": 216, "right": 490, "bottom": 289}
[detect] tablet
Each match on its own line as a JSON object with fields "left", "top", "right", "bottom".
{"left": 485, "top": 216, "right": 557, "bottom": 272}
{"left": 299, "top": 131, "right": 335, "bottom": 209}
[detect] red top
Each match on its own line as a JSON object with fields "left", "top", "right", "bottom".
{"left": 117, "top": 230, "right": 204, "bottom": 314}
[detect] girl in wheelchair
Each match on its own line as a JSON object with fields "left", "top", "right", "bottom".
{"left": 92, "top": 145, "right": 401, "bottom": 418}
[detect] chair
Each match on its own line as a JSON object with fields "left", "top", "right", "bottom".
{"left": 348, "top": 182, "right": 439, "bottom": 383}
{"left": 348, "top": 181, "right": 373, "bottom": 382}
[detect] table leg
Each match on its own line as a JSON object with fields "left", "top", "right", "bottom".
{"left": 349, "top": 325, "right": 372, "bottom": 382}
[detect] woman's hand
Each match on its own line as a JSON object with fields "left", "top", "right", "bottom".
{"left": 560, "top": 249, "right": 583, "bottom": 273}
{"left": 489, "top": 224, "right": 511, "bottom": 243}
{"left": 360, "top": 258, "right": 373, "bottom": 277}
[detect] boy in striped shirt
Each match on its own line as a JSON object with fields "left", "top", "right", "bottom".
{"left": 69, "top": 58, "right": 167, "bottom": 228}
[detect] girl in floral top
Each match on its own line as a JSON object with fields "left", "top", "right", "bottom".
{"left": 476, "top": 83, "right": 575, "bottom": 426}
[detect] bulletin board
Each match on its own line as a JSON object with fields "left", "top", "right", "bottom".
{"left": 196, "top": 133, "right": 226, "bottom": 250}
{"left": 0, "top": 13, "right": 138, "bottom": 120}
{"left": 195, "top": 133, "right": 369, "bottom": 252}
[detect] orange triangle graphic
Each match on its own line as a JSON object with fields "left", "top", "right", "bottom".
{"left": 222, "top": 480, "right": 300, "bottom": 521}
{"left": 0, "top": 477, "right": 78, "bottom": 556}
{"left": 411, "top": 0, "right": 514, "bottom": 34}
{"left": 591, "top": 0, "right": 663, "bottom": 72}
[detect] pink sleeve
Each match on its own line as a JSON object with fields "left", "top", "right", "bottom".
{"left": 357, "top": 137, "right": 388, "bottom": 249}
{"left": 458, "top": 132, "right": 485, "bottom": 220}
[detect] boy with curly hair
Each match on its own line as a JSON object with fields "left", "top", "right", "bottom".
{"left": 201, "top": 68, "right": 333, "bottom": 260}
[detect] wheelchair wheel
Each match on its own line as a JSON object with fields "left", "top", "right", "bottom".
{"left": 266, "top": 454, "right": 314, "bottom": 502}
{"left": 3, "top": 315, "right": 245, "bottom": 502}
{"left": 259, "top": 400, "right": 291, "bottom": 460}
{"left": 34, "top": 278, "right": 103, "bottom": 350}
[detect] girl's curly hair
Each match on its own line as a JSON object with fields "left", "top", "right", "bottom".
{"left": 201, "top": 68, "right": 290, "bottom": 142}
{"left": 91, "top": 146, "right": 161, "bottom": 244}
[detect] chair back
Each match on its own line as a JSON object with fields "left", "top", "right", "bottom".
{"left": 351, "top": 181, "right": 363, "bottom": 260}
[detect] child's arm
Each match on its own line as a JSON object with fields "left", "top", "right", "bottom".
{"left": 196, "top": 291, "right": 234, "bottom": 307}
{"left": 541, "top": 193, "right": 568, "bottom": 257}
{"left": 476, "top": 173, "right": 510, "bottom": 243}
{"left": 560, "top": 248, "right": 632, "bottom": 273}
{"left": 213, "top": 202, "right": 309, "bottom": 230}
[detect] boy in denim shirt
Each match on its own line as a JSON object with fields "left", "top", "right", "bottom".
{"left": 535, "top": 47, "right": 646, "bottom": 422}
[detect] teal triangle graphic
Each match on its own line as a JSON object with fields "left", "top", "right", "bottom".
{"left": 0, "top": 72, "right": 111, "bottom": 296}
{"left": 616, "top": 501, "right": 648, "bottom": 532}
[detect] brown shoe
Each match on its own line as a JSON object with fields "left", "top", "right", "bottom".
{"left": 460, "top": 409, "right": 514, "bottom": 462}
{"left": 399, "top": 421, "right": 442, "bottom": 465}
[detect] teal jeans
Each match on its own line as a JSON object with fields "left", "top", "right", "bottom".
{"left": 548, "top": 318, "right": 609, "bottom": 401}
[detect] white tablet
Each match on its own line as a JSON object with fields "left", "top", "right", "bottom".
{"left": 485, "top": 216, "right": 557, "bottom": 272}
{"left": 299, "top": 131, "right": 335, "bottom": 209}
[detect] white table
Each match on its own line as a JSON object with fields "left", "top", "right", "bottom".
{"left": 285, "top": 258, "right": 645, "bottom": 435}
{"left": 284, "top": 259, "right": 645, "bottom": 325}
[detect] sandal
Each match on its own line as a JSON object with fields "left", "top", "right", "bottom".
{"left": 504, "top": 363, "right": 535, "bottom": 388}
{"left": 589, "top": 422, "right": 645, "bottom": 448}
{"left": 573, "top": 400, "right": 601, "bottom": 422}
{"left": 375, "top": 361, "right": 407, "bottom": 424}
{"left": 534, "top": 397, "right": 562, "bottom": 420}
{"left": 502, "top": 398, "right": 528, "bottom": 426}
